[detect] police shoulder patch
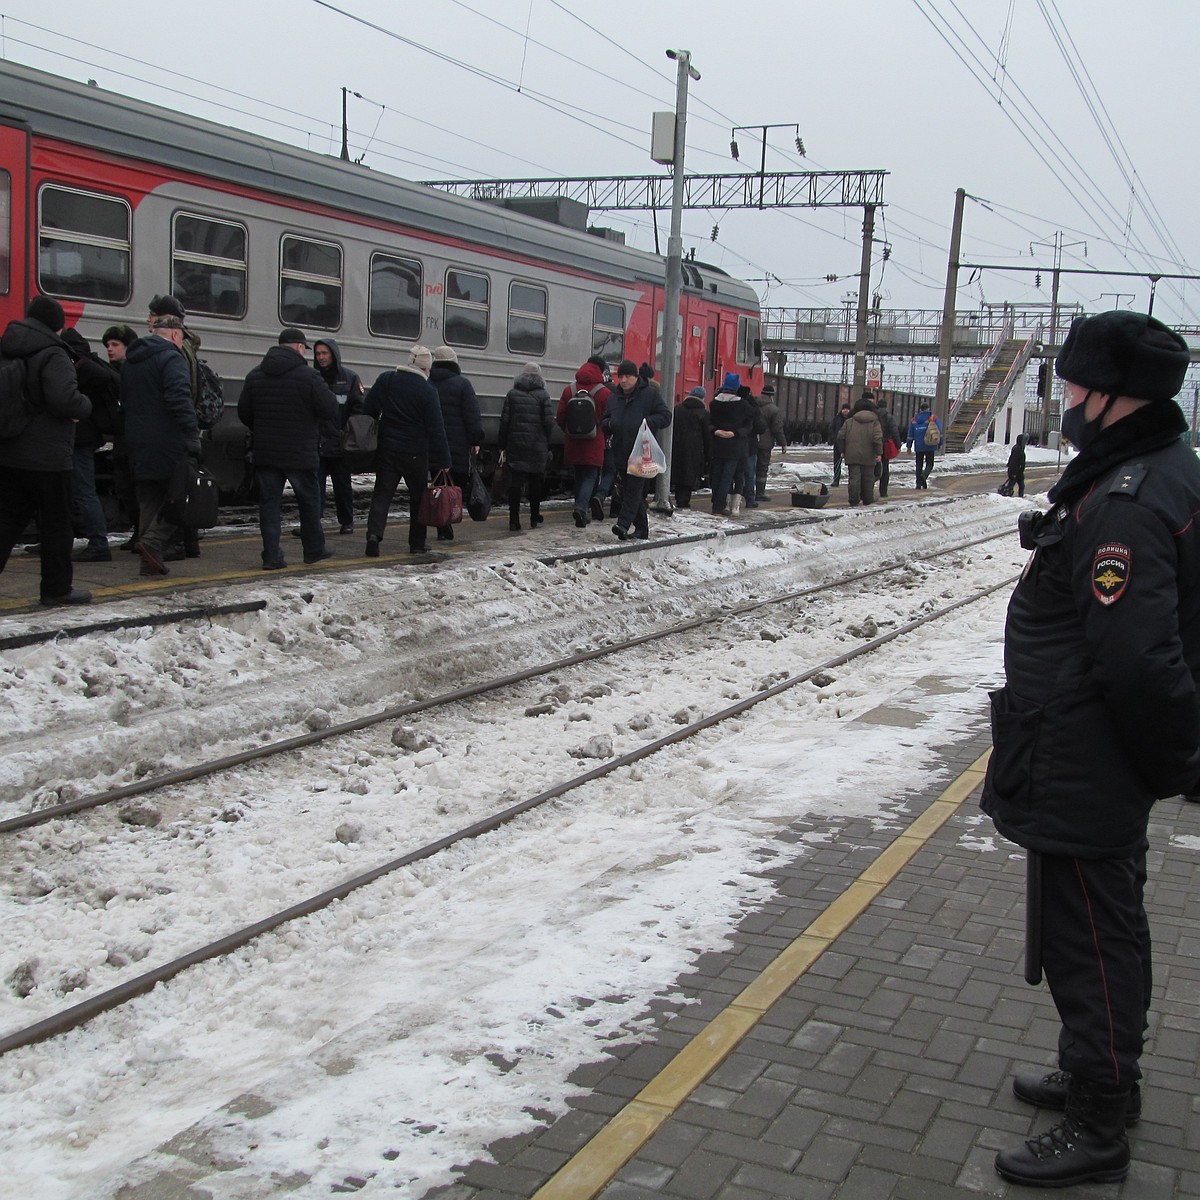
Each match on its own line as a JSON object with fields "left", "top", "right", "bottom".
{"left": 1092, "top": 542, "right": 1131, "bottom": 605}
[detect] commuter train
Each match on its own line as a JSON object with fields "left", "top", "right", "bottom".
{"left": 0, "top": 60, "right": 764, "bottom": 491}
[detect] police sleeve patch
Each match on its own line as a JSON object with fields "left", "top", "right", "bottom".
{"left": 1092, "top": 543, "right": 1131, "bottom": 605}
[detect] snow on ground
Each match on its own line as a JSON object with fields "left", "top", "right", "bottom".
{"left": 0, "top": 479, "right": 1040, "bottom": 1198}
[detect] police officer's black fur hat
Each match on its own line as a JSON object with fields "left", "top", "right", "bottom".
{"left": 1055, "top": 310, "right": 1190, "bottom": 402}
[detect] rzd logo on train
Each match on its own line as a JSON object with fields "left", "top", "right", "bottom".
{"left": 1092, "top": 542, "right": 1131, "bottom": 605}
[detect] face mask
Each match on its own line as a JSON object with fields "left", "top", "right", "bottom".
{"left": 1061, "top": 391, "right": 1115, "bottom": 451}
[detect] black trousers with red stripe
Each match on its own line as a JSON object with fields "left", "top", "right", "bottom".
{"left": 1039, "top": 842, "right": 1151, "bottom": 1089}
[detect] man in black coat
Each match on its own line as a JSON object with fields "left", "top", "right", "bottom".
{"left": 62, "top": 328, "right": 120, "bottom": 562}
{"left": 121, "top": 314, "right": 198, "bottom": 577}
{"left": 602, "top": 359, "right": 670, "bottom": 540}
{"left": 429, "top": 345, "right": 483, "bottom": 541}
{"left": 982, "top": 311, "right": 1200, "bottom": 1188}
{"left": 671, "top": 386, "right": 711, "bottom": 509}
{"left": 0, "top": 296, "right": 92, "bottom": 605}
{"left": 238, "top": 328, "right": 338, "bottom": 570}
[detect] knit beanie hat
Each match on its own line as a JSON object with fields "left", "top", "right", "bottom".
{"left": 617, "top": 359, "right": 638, "bottom": 377}
{"left": 688, "top": 386, "right": 706, "bottom": 399}
{"left": 27, "top": 295, "right": 65, "bottom": 332}
{"left": 433, "top": 345, "right": 458, "bottom": 364}
{"left": 722, "top": 371, "right": 741, "bottom": 391}
{"left": 409, "top": 345, "right": 433, "bottom": 372}
{"left": 1055, "top": 310, "right": 1190, "bottom": 402}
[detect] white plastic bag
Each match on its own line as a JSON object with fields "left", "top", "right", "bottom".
{"left": 626, "top": 419, "right": 666, "bottom": 477}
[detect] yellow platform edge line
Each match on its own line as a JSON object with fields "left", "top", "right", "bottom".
{"left": 531, "top": 747, "right": 992, "bottom": 1200}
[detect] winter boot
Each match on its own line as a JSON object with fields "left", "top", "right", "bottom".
{"left": 995, "top": 1077, "right": 1131, "bottom": 1188}
{"left": 1013, "top": 1068, "right": 1141, "bottom": 1126}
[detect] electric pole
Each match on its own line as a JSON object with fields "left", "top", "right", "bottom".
{"left": 653, "top": 48, "right": 700, "bottom": 511}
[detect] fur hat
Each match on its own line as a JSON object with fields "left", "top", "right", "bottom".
{"left": 27, "top": 295, "right": 65, "bottom": 332}
{"left": 101, "top": 324, "right": 137, "bottom": 347}
{"left": 278, "top": 327, "right": 307, "bottom": 347}
{"left": 408, "top": 344, "right": 433, "bottom": 371}
{"left": 722, "top": 371, "right": 741, "bottom": 391}
{"left": 432, "top": 345, "right": 458, "bottom": 364}
{"left": 148, "top": 293, "right": 186, "bottom": 319}
{"left": 1055, "top": 310, "right": 1190, "bottom": 402}
{"left": 616, "top": 359, "right": 638, "bottom": 377}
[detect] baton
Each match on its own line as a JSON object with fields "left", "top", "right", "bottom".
{"left": 1024, "top": 849, "right": 1043, "bottom": 985}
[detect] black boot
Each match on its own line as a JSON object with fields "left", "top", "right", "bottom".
{"left": 1013, "top": 1068, "right": 1141, "bottom": 1126}
{"left": 996, "top": 1077, "right": 1131, "bottom": 1188}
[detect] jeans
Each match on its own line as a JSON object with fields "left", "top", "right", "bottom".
{"left": 319, "top": 454, "right": 354, "bottom": 527}
{"left": 368, "top": 449, "right": 429, "bottom": 551}
{"left": 572, "top": 465, "right": 600, "bottom": 517}
{"left": 0, "top": 467, "right": 74, "bottom": 600}
{"left": 710, "top": 458, "right": 739, "bottom": 512}
{"left": 72, "top": 445, "right": 108, "bottom": 547}
{"left": 255, "top": 465, "right": 324, "bottom": 565}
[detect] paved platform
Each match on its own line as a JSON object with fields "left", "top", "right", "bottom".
{"left": 431, "top": 724, "right": 1200, "bottom": 1199}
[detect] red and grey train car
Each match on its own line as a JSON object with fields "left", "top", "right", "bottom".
{"left": 0, "top": 60, "right": 764, "bottom": 489}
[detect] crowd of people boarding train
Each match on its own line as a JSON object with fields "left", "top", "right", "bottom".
{"left": 2, "top": 291, "right": 908, "bottom": 607}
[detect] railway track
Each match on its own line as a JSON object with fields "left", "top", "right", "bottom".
{"left": 0, "top": 523, "right": 1010, "bottom": 835}
{"left": 0, "top": 513, "right": 1022, "bottom": 1057}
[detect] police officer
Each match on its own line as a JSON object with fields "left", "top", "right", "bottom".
{"left": 981, "top": 310, "right": 1199, "bottom": 1188}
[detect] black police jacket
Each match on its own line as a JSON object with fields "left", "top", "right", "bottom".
{"left": 982, "top": 400, "right": 1200, "bottom": 858}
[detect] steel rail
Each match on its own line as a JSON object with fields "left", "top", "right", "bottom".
{"left": 0, "top": 571, "right": 1018, "bottom": 1057}
{"left": 0, "top": 600, "right": 268, "bottom": 653}
{"left": 0, "top": 527, "right": 1011, "bottom": 835}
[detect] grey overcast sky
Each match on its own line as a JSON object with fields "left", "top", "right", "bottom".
{"left": 1, "top": 0, "right": 1195, "bottom": 328}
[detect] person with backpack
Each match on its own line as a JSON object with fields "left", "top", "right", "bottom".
{"left": 556, "top": 357, "right": 610, "bottom": 527}
{"left": 671, "top": 385, "right": 711, "bottom": 509}
{"left": 429, "top": 345, "right": 483, "bottom": 540}
{"left": 0, "top": 297, "right": 93, "bottom": 605}
{"left": 906, "top": 401, "right": 942, "bottom": 489}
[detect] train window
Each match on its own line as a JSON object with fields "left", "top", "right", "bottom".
{"left": 279, "top": 235, "right": 342, "bottom": 330}
{"left": 368, "top": 253, "right": 422, "bottom": 339}
{"left": 172, "top": 212, "right": 247, "bottom": 318}
{"left": 737, "top": 314, "right": 762, "bottom": 364}
{"left": 0, "top": 171, "right": 9, "bottom": 294}
{"left": 38, "top": 185, "right": 131, "bottom": 303}
{"left": 507, "top": 281, "right": 547, "bottom": 356}
{"left": 592, "top": 299, "right": 625, "bottom": 362}
{"left": 444, "top": 269, "right": 489, "bottom": 348}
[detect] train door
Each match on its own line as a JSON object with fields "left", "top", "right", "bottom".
{"left": 0, "top": 121, "right": 29, "bottom": 327}
{"left": 718, "top": 311, "right": 739, "bottom": 386}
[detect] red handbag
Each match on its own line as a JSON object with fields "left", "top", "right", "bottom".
{"left": 883, "top": 437, "right": 900, "bottom": 461}
{"left": 417, "top": 469, "right": 463, "bottom": 526}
